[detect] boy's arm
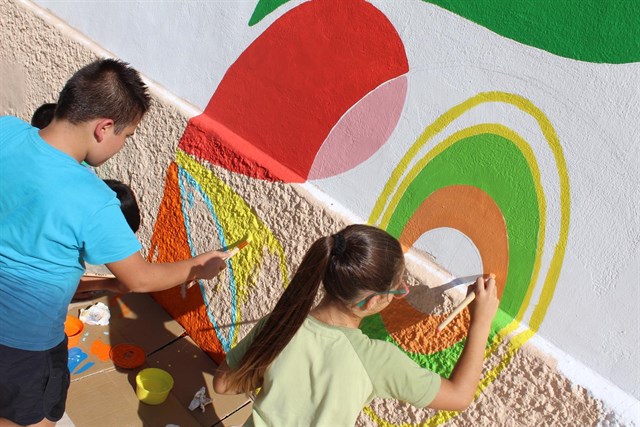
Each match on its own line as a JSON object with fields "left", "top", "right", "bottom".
{"left": 106, "top": 250, "right": 229, "bottom": 293}
{"left": 427, "top": 276, "right": 499, "bottom": 411}
{"left": 77, "top": 276, "right": 127, "bottom": 293}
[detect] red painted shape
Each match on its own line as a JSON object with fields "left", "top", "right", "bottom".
{"left": 179, "top": 0, "right": 408, "bottom": 182}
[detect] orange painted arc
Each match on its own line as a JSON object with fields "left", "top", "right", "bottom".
{"left": 399, "top": 185, "right": 508, "bottom": 296}
{"left": 382, "top": 185, "right": 508, "bottom": 354}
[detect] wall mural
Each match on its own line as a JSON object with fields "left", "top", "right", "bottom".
{"left": 148, "top": 151, "right": 288, "bottom": 359}
{"left": 360, "top": 92, "right": 570, "bottom": 425}
{"left": 141, "top": 0, "right": 638, "bottom": 424}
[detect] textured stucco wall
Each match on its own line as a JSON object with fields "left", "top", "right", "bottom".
{"left": 2, "top": 0, "right": 639, "bottom": 425}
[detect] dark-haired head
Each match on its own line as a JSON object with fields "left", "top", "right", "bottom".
{"left": 227, "top": 224, "right": 404, "bottom": 391}
{"left": 104, "top": 179, "right": 141, "bottom": 233}
{"left": 55, "top": 59, "right": 151, "bottom": 133}
{"left": 31, "top": 103, "right": 57, "bottom": 129}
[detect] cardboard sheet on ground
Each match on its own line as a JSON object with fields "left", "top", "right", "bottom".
{"left": 146, "top": 335, "right": 253, "bottom": 426}
{"left": 65, "top": 293, "right": 252, "bottom": 426}
{"left": 66, "top": 293, "right": 186, "bottom": 380}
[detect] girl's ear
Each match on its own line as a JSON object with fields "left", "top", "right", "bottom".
{"left": 93, "top": 118, "right": 114, "bottom": 143}
{"left": 362, "top": 294, "right": 384, "bottom": 312}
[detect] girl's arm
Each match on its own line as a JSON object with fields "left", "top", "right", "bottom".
{"left": 427, "top": 276, "right": 499, "bottom": 411}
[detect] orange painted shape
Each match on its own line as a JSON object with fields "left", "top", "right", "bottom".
{"left": 385, "top": 299, "right": 470, "bottom": 354}
{"left": 90, "top": 339, "right": 111, "bottom": 362}
{"left": 400, "top": 185, "right": 508, "bottom": 296}
{"left": 147, "top": 162, "right": 225, "bottom": 361}
{"left": 382, "top": 186, "right": 508, "bottom": 354}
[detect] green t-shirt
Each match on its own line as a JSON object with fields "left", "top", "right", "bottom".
{"left": 227, "top": 316, "right": 441, "bottom": 426}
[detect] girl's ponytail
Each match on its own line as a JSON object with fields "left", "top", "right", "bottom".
{"left": 226, "top": 235, "right": 333, "bottom": 392}
{"left": 225, "top": 224, "right": 404, "bottom": 392}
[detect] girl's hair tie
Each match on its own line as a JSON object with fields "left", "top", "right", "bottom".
{"left": 332, "top": 233, "right": 346, "bottom": 256}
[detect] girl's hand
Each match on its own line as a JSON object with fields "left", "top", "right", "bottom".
{"left": 468, "top": 276, "right": 499, "bottom": 329}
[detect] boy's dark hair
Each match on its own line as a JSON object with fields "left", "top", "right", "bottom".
{"left": 227, "top": 224, "right": 405, "bottom": 392}
{"left": 31, "top": 103, "right": 57, "bottom": 129}
{"left": 55, "top": 59, "right": 151, "bottom": 133}
{"left": 104, "top": 179, "right": 141, "bottom": 233}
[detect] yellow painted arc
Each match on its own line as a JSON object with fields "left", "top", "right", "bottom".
{"left": 366, "top": 90, "right": 571, "bottom": 330}
{"left": 421, "top": 326, "right": 537, "bottom": 426}
{"left": 175, "top": 149, "right": 289, "bottom": 345}
{"left": 371, "top": 92, "right": 552, "bottom": 226}
{"left": 364, "top": 93, "right": 570, "bottom": 426}
{"left": 362, "top": 320, "right": 532, "bottom": 426}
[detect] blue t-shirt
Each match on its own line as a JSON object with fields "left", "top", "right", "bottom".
{"left": 0, "top": 116, "right": 141, "bottom": 351}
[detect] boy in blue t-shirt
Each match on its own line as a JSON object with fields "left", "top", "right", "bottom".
{"left": 0, "top": 59, "right": 230, "bottom": 427}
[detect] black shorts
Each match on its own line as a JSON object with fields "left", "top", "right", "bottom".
{"left": 0, "top": 337, "right": 70, "bottom": 425}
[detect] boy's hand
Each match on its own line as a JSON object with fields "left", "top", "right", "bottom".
{"left": 468, "top": 276, "right": 499, "bottom": 329}
{"left": 195, "top": 250, "right": 232, "bottom": 281}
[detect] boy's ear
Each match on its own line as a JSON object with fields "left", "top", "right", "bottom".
{"left": 93, "top": 119, "right": 114, "bottom": 143}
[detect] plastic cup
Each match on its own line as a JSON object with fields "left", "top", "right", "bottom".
{"left": 64, "top": 315, "right": 84, "bottom": 348}
{"left": 135, "top": 368, "right": 174, "bottom": 405}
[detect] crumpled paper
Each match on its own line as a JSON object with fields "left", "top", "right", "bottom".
{"left": 188, "top": 386, "right": 212, "bottom": 412}
{"left": 79, "top": 302, "right": 111, "bottom": 326}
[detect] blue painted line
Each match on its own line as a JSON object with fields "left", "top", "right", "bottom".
{"left": 177, "top": 167, "right": 238, "bottom": 352}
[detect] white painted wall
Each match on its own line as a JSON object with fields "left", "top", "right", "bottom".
{"left": 32, "top": 0, "right": 640, "bottom": 407}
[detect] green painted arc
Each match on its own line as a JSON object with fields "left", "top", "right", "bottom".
{"left": 360, "top": 312, "right": 501, "bottom": 376}
{"left": 387, "top": 134, "right": 540, "bottom": 319}
{"left": 423, "top": 0, "right": 640, "bottom": 64}
{"left": 250, "top": 0, "right": 640, "bottom": 63}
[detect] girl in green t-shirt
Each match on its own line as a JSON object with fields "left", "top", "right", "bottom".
{"left": 214, "top": 224, "right": 499, "bottom": 424}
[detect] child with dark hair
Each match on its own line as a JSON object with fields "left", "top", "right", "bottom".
{"left": 0, "top": 59, "right": 231, "bottom": 427}
{"left": 213, "top": 224, "right": 499, "bottom": 426}
{"left": 30, "top": 103, "right": 56, "bottom": 129}
{"left": 103, "top": 179, "right": 140, "bottom": 233}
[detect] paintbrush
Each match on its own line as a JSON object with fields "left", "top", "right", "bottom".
{"left": 181, "top": 238, "right": 251, "bottom": 297}
{"left": 437, "top": 273, "right": 494, "bottom": 332}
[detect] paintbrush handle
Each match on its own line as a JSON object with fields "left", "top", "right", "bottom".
{"left": 223, "top": 247, "right": 240, "bottom": 260}
{"left": 437, "top": 291, "right": 476, "bottom": 332}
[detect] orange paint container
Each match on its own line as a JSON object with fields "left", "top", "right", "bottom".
{"left": 110, "top": 343, "right": 146, "bottom": 369}
{"left": 64, "top": 315, "right": 84, "bottom": 348}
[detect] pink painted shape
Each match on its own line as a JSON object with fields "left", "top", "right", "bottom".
{"left": 308, "top": 76, "right": 407, "bottom": 180}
